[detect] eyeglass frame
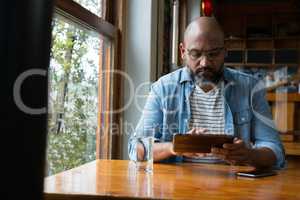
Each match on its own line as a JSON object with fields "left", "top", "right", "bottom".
{"left": 186, "top": 47, "right": 225, "bottom": 61}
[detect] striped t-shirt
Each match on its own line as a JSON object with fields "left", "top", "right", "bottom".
{"left": 189, "top": 82, "right": 225, "bottom": 134}
{"left": 184, "top": 82, "right": 225, "bottom": 163}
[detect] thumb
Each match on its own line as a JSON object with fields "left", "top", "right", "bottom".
{"left": 233, "top": 138, "right": 244, "bottom": 146}
{"left": 233, "top": 137, "right": 240, "bottom": 143}
{"left": 187, "top": 128, "right": 196, "bottom": 134}
{"left": 195, "top": 128, "right": 208, "bottom": 135}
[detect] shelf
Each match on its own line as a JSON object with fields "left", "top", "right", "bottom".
{"left": 274, "top": 39, "right": 300, "bottom": 49}
{"left": 225, "top": 48, "right": 299, "bottom": 66}
{"left": 283, "top": 142, "right": 300, "bottom": 156}
{"left": 274, "top": 63, "right": 299, "bottom": 66}
{"left": 225, "top": 37, "right": 300, "bottom": 40}
{"left": 225, "top": 38, "right": 244, "bottom": 41}
{"left": 266, "top": 93, "right": 300, "bottom": 102}
{"left": 239, "top": 36, "right": 300, "bottom": 41}
{"left": 217, "top": 2, "right": 300, "bottom": 149}
{"left": 244, "top": 63, "right": 272, "bottom": 67}
{"left": 226, "top": 48, "right": 299, "bottom": 50}
{"left": 226, "top": 48, "right": 245, "bottom": 50}
{"left": 272, "top": 64, "right": 298, "bottom": 67}
{"left": 247, "top": 37, "right": 273, "bottom": 40}
{"left": 274, "top": 37, "right": 300, "bottom": 40}
{"left": 225, "top": 63, "right": 299, "bottom": 68}
{"left": 225, "top": 63, "right": 245, "bottom": 67}
{"left": 225, "top": 37, "right": 300, "bottom": 50}
{"left": 244, "top": 48, "right": 274, "bottom": 50}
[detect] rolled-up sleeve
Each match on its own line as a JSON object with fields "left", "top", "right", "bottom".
{"left": 251, "top": 81, "right": 286, "bottom": 169}
{"left": 254, "top": 140, "right": 285, "bottom": 169}
{"left": 128, "top": 83, "right": 163, "bottom": 160}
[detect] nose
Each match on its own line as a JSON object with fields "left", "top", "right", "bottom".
{"left": 199, "top": 55, "right": 211, "bottom": 67}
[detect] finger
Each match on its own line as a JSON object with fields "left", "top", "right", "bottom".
{"left": 223, "top": 159, "right": 236, "bottom": 165}
{"left": 227, "top": 156, "right": 247, "bottom": 163}
{"left": 202, "top": 153, "right": 209, "bottom": 157}
{"left": 182, "top": 153, "right": 204, "bottom": 158}
{"left": 212, "top": 153, "right": 226, "bottom": 160}
{"left": 211, "top": 147, "right": 229, "bottom": 156}
{"left": 225, "top": 157, "right": 247, "bottom": 165}
{"left": 184, "top": 153, "right": 209, "bottom": 157}
{"left": 187, "top": 128, "right": 196, "bottom": 134}
{"left": 225, "top": 150, "right": 245, "bottom": 157}
{"left": 234, "top": 138, "right": 243, "bottom": 144}
{"left": 194, "top": 128, "right": 208, "bottom": 135}
{"left": 226, "top": 148, "right": 252, "bottom": 163}
{"left": 223, "top": 139, "right": 244, "bottom": 150}
{"left": 195, "top": 153, "right": 207, "bottom": 157}
{"left": 182, "top": 153, "right": 195, "bottom": 157}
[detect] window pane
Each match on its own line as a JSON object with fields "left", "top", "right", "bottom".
{"left": 46, "top": 15, "right": 109, "bottom": 175}
{"left": 72, "top": 0, "right": 104, "bottom": 18}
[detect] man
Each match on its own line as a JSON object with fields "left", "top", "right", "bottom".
{"left": 129, "top": 17, "right": 285, "bottom": 169}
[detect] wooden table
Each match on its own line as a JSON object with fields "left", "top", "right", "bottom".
{"left": 44, "top": 158, "right": 300, "bottom": 200}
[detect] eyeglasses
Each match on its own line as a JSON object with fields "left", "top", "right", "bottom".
{"left": 186, "top": 47, "right": 225, "bottom": 61}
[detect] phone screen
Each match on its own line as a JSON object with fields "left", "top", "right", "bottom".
{"left": 236, "top": 170, "right": 277, "bottom": 178}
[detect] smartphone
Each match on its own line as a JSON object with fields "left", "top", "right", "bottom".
{"left": 236, "top": 170, "right": 277, "bottom": 178}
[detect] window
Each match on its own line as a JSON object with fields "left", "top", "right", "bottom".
{"left": 46, "top": 0, "right": 118, "bottom": 175}
{"left": 72, "top": 0, "right": 104, "bottom": 17}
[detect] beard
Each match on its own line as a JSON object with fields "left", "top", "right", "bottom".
{"left": 188, "top": 65, "right": 224, "bottom": 88}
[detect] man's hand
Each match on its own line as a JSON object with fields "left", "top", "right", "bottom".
{"left": 182, "top": 127, "right": 209, "bottom": 159}
{"left": 153, "top": 142, "right": 176, "bottom": 162}
{"left": 211, "top": 138, "right": 253, "bottom": 165}
{"left": 187, "top": 127, "right": 208, "bottom": 135}
{"left": 153, "top": 128, "right": 210, "bottom": 161}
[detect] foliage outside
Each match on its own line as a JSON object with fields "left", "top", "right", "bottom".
{"left": 47, "top": 0, "right": 102, "bottom": 175}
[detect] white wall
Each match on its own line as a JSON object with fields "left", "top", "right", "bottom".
{"left": 120, "top": 0, "right": 200, "bottom": 159}
{"left": 187, "top": 0, "right": 201, "bottom": 23}
{"left": 121, "top": 0, "right": 159, "bottom": 159}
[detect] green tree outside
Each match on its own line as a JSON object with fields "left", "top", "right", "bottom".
{"left": 47, "top": 0, "right": 102, "bottom": 175}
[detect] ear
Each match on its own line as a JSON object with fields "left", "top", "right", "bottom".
{"left": 179, "top": 42, "right": 186, "bottom": 60}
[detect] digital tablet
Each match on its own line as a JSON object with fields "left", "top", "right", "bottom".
{"left": 173, "top": 133, "right": 234, "bottom": 153}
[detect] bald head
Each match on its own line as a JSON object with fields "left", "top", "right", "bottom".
{"left": 184, "top": 17, "right": 224, "bottom": 46}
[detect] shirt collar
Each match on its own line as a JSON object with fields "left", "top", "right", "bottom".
{"left": 179, "top": 66, "right": 193, "bottom": 83}
{"left": 223, "top": 67, "right": 236, "bottom": 86}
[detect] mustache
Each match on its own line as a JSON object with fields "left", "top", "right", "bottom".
{"left": 188, "top": 66, "right": 224, "bottom": 84}
{"left": 195, "top": 67, "right": 214, "bottom": 74}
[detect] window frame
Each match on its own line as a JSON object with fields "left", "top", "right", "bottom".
{"left": 55, "top": 0, "right": 117, "bottom": 39}
{"left": 53, "top": 0, "right": 124, "bottom": 160}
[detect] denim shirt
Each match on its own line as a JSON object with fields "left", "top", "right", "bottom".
{"left": 128, "top": 66, "right": 285, "bottom": 169}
